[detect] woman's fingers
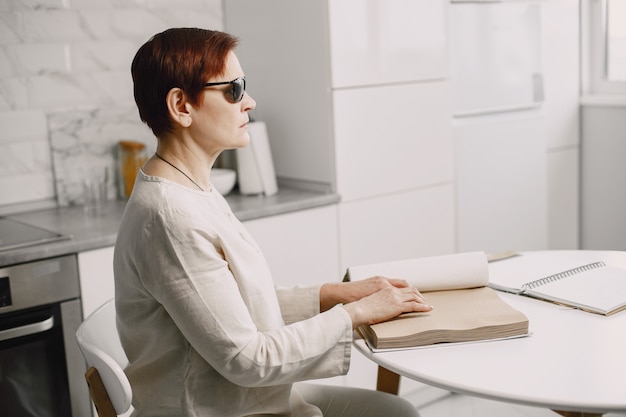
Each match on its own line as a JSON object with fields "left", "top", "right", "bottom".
{"left": 386, "top": 277, "right": 412, "bottom": 289}
{"left": 404, "top": 287, "right": 432, "bottom": 311}
{"left": 344, "top": 285, "right": 432, "bottom": 328}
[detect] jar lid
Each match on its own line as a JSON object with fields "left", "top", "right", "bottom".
{"left": 119, "top": 140, "right": 146, "bottom": 150}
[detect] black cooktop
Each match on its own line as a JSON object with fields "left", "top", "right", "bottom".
{"left": 0, "top": 218, "right": 70, "bottom": 252}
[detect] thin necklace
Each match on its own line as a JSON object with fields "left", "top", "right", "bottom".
{"left": 154, "top": 152, "right": 205, "bottom": 192}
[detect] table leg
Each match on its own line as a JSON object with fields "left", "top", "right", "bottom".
{"left": 552, "top": 411, "right": 602, "bottom": 417}
{"left": 376, "top": 365, "right": 400, "bottom": 395}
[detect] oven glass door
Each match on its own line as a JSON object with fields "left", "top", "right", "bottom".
{"left": 0, "top": 304, "right": 71, "bottom": 417}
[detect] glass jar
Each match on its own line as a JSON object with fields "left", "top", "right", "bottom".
{"left": 117, "top": 140, "right": 147, "bottom": 199}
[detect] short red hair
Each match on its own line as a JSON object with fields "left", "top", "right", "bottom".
{"left": 131, "top": 28, "right": 239, "bottom": 138}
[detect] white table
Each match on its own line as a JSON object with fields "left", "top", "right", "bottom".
{"left": 354, "top": 251, "right": 626, "bottom": 417}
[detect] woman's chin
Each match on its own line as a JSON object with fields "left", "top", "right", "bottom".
{"left": 236, "top": 134, "right": 251, "bottom": 148}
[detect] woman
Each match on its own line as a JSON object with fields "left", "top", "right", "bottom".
{"left": 114, "top": 27, "right": 432, "bottom": 417}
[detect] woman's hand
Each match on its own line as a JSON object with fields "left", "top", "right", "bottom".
{"left": 320, "top": 276, "right": 432, "bottom": 329}
{"left": 342, "top": 285, "right": 432, "bottom": 329}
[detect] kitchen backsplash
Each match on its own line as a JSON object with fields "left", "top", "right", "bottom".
{"left": 48, "top": 105, "right": 155, "bottom": 206}
{"left": 0, "top": 0, "right": 223, "bottom": 211}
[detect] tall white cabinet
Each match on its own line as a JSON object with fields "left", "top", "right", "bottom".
{"left": 225, "top": 0, "right": 455, "bottom": 274}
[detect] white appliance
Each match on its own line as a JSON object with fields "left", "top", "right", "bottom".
{"left": 450, "top": 1, "right": 544, "bottom": 117}
{"left": 236, "top": 121, "right": 279, "bottom": 196}
{"left": 451, "top": 0, "right": 548, "bottom": 253}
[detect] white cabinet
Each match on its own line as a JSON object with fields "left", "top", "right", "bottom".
{"left": 542, "top": 0, "right": 580, "bottom": 250}
{"left": 339, "top": 185, "right": 455, "bottom": 271}
{"left": 78, "top": 246, "right": 115, "bottom": 318}
{"left": 225, "top": 0, "right": 455, "bottom": 247}
{"left": 328, "top": 0, "right": 447, "bottom": 88}
{"left": 224, "top": 0, "right": 451, "bottom": 191}
{"left": 333, "top": 81, "right": 453, "bottom": 202}
{"left": 243, "top": 205, "right": 341, "bottom": 287}
{"left": 454, "top": 111, "right": 548, "bottom": 253}
{"left": 449, "top": 2, "right": 543, "bottom": 117}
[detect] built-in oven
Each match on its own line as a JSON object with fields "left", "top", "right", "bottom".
{"left": 0, "top": 255, "right": 91, "bottom": 417}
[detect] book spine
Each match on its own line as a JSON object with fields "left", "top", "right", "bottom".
{"left": 521, "top": 261, "right": 606, "bottom": 290}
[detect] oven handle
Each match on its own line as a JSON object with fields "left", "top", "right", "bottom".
{"left": 0, "top": 315, "right": 54, "bottom": 342}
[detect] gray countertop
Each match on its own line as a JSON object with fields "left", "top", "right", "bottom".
{"left": 0, "top": 187, "right": 339, "bottom": 267}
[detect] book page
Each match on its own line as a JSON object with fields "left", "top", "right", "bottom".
{"left": 346, "top": 252, "right": 488, "bottom": 292}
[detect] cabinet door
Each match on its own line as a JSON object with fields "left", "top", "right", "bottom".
{"left": 243, "top": 205, "right": 340, "bottom": 287}
{"left": 78, "top": 246, "right": 115, "bottom": 318}
{"left": 333, "top": 81, "right": 453, "bottom": 202}
{"left": 338, "top": 186, "right": 455, "bottom": 271}
{"left": 455, "top": 111, "right": 548, "bottom": 253}
{"left": 329, "top": 0, "right": 448, "bottom": 87}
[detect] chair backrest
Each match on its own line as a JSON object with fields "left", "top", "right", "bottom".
{"left": 76, "top": 299, "right": 132, "bottom": 416}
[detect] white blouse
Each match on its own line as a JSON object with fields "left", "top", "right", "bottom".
{"left": 114, "top": 170, "right": 353, "bottom": 417}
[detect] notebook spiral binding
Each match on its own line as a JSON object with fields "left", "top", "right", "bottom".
{"left": 522, "top": 261, "right": 607, "bottom": 291}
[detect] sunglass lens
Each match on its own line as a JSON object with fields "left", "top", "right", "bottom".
{"left": 232, "top": 78, "right": 245, "bottom": 102}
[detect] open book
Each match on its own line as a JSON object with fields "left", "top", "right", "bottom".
{"left": 345, "top": 252, "right": 529, "bottom": 350}
{"left": 488, "top": 252, "right": 626, "bottom": 316}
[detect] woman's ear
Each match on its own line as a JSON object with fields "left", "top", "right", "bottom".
{"left": 165, "top": 87, "right": 192, "bottom": 128}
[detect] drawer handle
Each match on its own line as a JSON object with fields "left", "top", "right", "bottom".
{"left": 0, "top": 316, "right": 54, "bottom": 342}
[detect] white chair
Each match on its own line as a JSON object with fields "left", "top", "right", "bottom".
{"left": 76, "top": 299, "right": 133, "bottom": 417}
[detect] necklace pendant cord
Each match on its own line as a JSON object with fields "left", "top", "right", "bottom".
{"left": 154, "top": 152, "right": 206, "bottom": 192}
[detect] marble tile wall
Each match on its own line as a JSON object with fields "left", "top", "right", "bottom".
{"left": 0, "top": 0, "right": 223, "bottom": 211}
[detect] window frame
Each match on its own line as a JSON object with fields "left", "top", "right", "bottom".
{"left": 586, "top": 0, "right": 626, "bottom": 95}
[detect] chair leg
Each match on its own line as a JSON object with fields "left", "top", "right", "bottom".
{"left": 85, "top": 367, "right": 118, "bottom": 417}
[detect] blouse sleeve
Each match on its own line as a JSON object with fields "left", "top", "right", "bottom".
{"left": 275, "top": 285, "right": 321, "bottom": 324}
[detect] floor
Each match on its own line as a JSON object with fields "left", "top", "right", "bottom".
{"left": 402, "top": 384, "right": 626, "bottom": 417}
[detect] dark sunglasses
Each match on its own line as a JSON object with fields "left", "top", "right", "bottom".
{"left": 204, "top": 77, "right": 246, "bottom": 103}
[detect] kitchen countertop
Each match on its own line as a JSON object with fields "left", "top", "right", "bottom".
{"left": 0, "top": 187, "right": 339, "bottom": 267}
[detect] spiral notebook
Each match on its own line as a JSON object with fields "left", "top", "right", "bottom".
{"left": 488, "top": 253, "right": 626, "bottom": 316}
